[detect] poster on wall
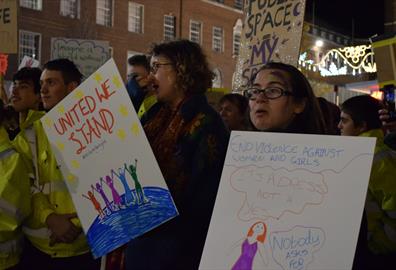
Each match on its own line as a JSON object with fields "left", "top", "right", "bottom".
{"left": 200, "top": 131, "right": 375, "bottom": 270}
{"left": 233, "top": 0, "right": 306, "bottom": 89}
{"left": 41, "top": 58, "right": 178, "bottom": 258}
{"left": 51, "top": 38, "right": 110, "bottom": 79}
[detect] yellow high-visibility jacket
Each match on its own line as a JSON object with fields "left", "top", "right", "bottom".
{"left": 12, "top": 111, "right": 89, "bottom": 257}
{"left": 0, "top": 126, "right": 31, "bottom": 269}
{"left": 361, "top": 129, "right": 396, "bottom": 254}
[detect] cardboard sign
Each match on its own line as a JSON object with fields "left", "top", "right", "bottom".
{"left": 0, "top": 0, "right": 17, "bottom": 54}
{"left": 234, "top": 0, "right": 306, "bottom": 89}
{"left": 51, "top": 38, "right": 110, "bottom": 79}
{"left": 18, "top": 55, "right": 40, "bottom": 69}
{"left": 200, "top": 131, "right": 375, "bottom": 270}
{"left": 41, "top": 59, "right": 178, "bottom": 258}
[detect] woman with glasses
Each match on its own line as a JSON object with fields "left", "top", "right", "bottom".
{"left": 245, "top": 62, "right": 326, "bottom": 134}
{"left": 124, "top": 39, "right": 229, "bottom": 270}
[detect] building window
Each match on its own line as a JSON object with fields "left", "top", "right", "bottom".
{"left": 233, "top": 19, "right": 242, "bottom": 56}
{"left": 234, "top": 0, "right": 243, "bottom": 9}
{"left": 212, "top": 26, "right": 223, "bottom": 52}
{"left": 190, "top": 20, "right": 202, "bottom": 44}
{"left": 60, "top": 0, "right": 80, "bottom": 19}
{"left": 20, "top": 0, "right": 42, "bottom": 10}
{"left": 96, "top": 0, "right": 113, "bottom": 27}
{"left": 128, "top": 2, "right": 144, "bottom": 33}
{"left": 19, "top": 30, "right": 41, "bottom": 63}
{"left": 164, "top": 15, "right": 176, "bottom": 41}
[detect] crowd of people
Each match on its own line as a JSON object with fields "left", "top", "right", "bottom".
{"left": 1, "top": 39, "right": 396, "bottom": 270}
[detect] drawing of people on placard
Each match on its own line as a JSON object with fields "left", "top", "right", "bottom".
{"left": 125, "top": 159, "right": 148, "bottom": 204}
{"left": 231, "top": 221, "right": 268, "bottom": 270}
{"left": 102, "top": 175, "right": 124, "bottom": 210}
{"left": 111, "top": 167, "right": 136, "bottom": 206}
{"left": 92, "top": 182, "right": 113, "bottom": 214}
{"left": 82, "top": 190, "right": 105, "bottom": 219}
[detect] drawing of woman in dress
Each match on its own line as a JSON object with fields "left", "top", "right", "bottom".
{"left": 232, "top": 221, "right": 267, "bottom": 270}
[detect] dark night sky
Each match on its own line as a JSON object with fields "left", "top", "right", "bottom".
{"left": 305, "top": 0, "right": 385, "bottom": 39}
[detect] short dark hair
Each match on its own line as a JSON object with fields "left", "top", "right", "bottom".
{"left": 43, "top": 58, "right": 83, "bottom": 85}
{"left": 128, "top": 54, "right": 150, "bottom": 71}
{"left": 250, "top": 62, "right": 327, "bottom": 134}
{"left": 317, "top": 97, "right": 341, "bottom": 135}
{"left": 13, "top": 67, "right": 42, "bottom": 94}
{"left": 149, "top": 39, "right": 214, "bottom": 95}
{"left": 341, "top": 95, "right": 383, "bottom": 130}
{"left": 219, "top": 93, "right": 249, "bottom": 115}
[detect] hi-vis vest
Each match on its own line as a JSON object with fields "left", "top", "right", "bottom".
{"left": 12, "top": 111, "right": 90, "bottom": 258}
{"left": 137, "top": 94, "right": 157, "bottom": 119}
{"left": 361, "top": 129, "right": 396, "bottom": 254}
{"left": 0, "top": 127, "right": 31, "bottom": 269}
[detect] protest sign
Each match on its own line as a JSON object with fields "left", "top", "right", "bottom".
{"left": 0, "top": 0, "right": 17, "bottom": 54}
{"left": 200, "top": 131, "right": 375, "bottom": 270}
{"left": 18, "top": 55, "right": 40, "bottom": 69}
{"left": 234, "top": 0, "right": 306, "bottom": 89}
{"left": 41, "top": 58, "right": 178, "bottom": 258}
{"left": 51, "top": 38, "right": 110, "bottom": 79}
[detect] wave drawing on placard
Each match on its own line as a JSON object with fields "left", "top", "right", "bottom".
{"left": 82, "top": 157, "right": 177, "bottom": 257}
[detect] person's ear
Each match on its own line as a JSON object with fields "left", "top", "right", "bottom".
{"left": 357, "top": 122, "right": 368, "bottom": 133}
{"left": 66, "top": 81, "right": 79, "bottom": 93}
{"left": 293, "top": 98, "right": 306, "bottom": 114}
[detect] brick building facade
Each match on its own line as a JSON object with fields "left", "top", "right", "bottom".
{"left": 10, "top": 0, "right": 244, "bottom": 89}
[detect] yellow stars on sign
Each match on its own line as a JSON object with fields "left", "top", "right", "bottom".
{"left": 71, "top": 160, "right": 80, "bottom": 169}
{"left": 57, "top": 105, "right": 65, "bottom": 114}
{"left": 56, "top": 141, "right": 65, "bottom": 151}
{"left": 93, "top": 73, "right": 103, "bottom": 83}
{"left": 66, "top": 174, "right": 77, "bottom": 184}
{"left": 119, "top": 104, "right": 129, "bottom": 117}
{"left": 43, "top": 117, "right": 53, "bottom": 128}
{"left": 117, "top": 129, "right": 127, "bottom": 140}
{"left": 131, "top": 122, "right": 140, "bottom": 136}
{"left": 73, "top": 89, "right": 84, "bottom": 100}
{"left": 112, "top": 75, "right": 122, "bottom": 89}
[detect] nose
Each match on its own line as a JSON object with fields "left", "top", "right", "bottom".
{"left": 40, "top": 83, "right": 48, "bottom": 94}
{"left": 337, "top": 120, "right": 342, "bottom": 130}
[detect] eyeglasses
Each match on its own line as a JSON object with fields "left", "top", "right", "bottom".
{"left": 150, "top": 62, "right": 173, "bottom": 74}
{"left": 243, "top": 87, "right": 293, "bottom": 100}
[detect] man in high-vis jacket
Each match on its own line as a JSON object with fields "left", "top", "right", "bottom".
{"left": 339, "top": 95, "right": 396, "bottom": 269}
{"left": 20, "top": 59, "right": 100, "bottom": 270}
{"left": 0, "top": 100, "right": 31, "bottom": 269}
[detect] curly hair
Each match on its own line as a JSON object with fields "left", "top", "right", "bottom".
{"left": 149, "top": 39, "right": 214, "bottom": 95}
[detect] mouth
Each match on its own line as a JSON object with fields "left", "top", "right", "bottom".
{"left": 10, "top": 96, "right": 20, "bottom": 103}
{"left": 152, "top": 84, "right": 159, "bottom": 92}
{"left": 255, "top": 109, "right": 267, "bottom": 116}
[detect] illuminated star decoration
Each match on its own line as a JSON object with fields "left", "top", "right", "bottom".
{"left": 74, "top": 89, "right": 84, "bottom": 99}
{"left": 112, "top": 75, "right": 122, "bottom": 89}
{"left": 43, "top": 117, "right": 53, "bottom": 128}
{"left": 56, "top": 141, "right": 65, "bottom": 151}
{"left": 131, "top": 122, "right": 140, "bottom": 136}
{"left": 119, "top": 104, "right": 129, "bottom": 117}
{"left": 71, "top": 160, "right": 80, "bottom": 169}
{"left": 117, "top": 129, "right": 127, "bottom": 140}
{"left": 57, "top": 105, "right": 65, "bottom": 114}
{"left": 93, "top": 73, "right": 103, "bottom": 83}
